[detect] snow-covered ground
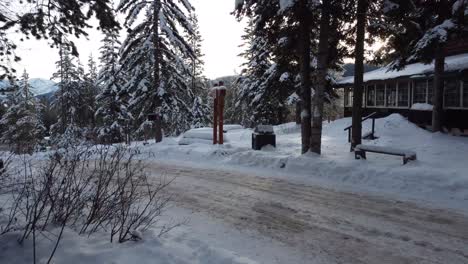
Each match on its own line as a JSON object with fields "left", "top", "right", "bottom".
{"left": 138, "top": 114, "right": 468, "bottom": 214}
{"left": 0, "top": 206, "right": 307, "bottom": 264}
{"left": 2, "top": 114, "right": 468, "bottom": 264}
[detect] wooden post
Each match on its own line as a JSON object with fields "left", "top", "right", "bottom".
{"left": 371, "top": 118, "right": 375, "bottom": 138}
{"left": 218, "top": 89, "right": 225, "bottom": 144}
{"left": 154, "top": 114, "right": 162, "bottom": 143}
{"left": 213, "top": 89, "right": 219, "bottom": 145}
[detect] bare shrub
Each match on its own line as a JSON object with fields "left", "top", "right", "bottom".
{"left": 0, "top": 144, "right": 174, "bottom": 263}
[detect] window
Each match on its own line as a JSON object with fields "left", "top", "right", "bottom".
{"left": 444, "top": 79, "right": 461, "bottom": 108}
{"left": 386, "top": 83, "right": 397, "bottom": 107}
{"left": 398, "top": 81, "right": 409, "bottom": 107}
{"left": 427, "top": 80, "right": 434, "bottom": 104}
{"left": 413, "top": 80, "right": 427, "bottom": 104}
{"left": 464, "top": 81, "right": 468, "bottom": 108}
{"left": 344, "top": 88, "right": 353, "bottom": 107}
{"left": 367, "top": 85, "right": 375, "bottom": 106}
{"left": 376, "top": 84, "right": 385, "bottom": 106}
{"left": 344, "top": 88, "right": 349, "bottom": 106}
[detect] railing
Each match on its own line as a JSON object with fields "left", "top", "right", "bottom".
{"left": 344, "top": 112, "right": 378, "bottom": 143}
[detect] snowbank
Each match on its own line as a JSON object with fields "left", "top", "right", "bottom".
{"left": 411, "top": 103, "right": 433, "bottom": 111}
{"left": 179, "top": 125, "right": 244, "bottom": 145}
{"left": 0, "top": 206, "right": 303, "bottom": 264}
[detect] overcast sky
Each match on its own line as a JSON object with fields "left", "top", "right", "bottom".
{"left": 14, "top": 0, "right": 246, "bottom": 80}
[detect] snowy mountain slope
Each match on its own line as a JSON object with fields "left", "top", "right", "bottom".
{"left": 0, "top": 78, "right": 58, "bottom": 96}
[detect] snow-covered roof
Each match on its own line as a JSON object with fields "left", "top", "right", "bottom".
{"left": 337, "top": 53, "right": 468, "bottom": 86}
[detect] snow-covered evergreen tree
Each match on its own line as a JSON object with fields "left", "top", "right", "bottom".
{"left": 235, "top": 17, "right": 292, "bottom": 127}
{"left": 377, "top": 0, "right": 468, "bottom": 132}
{"left": 235, "top": 0, "right": 353, "bottom": 153}
{"left": 96, "top": 29, "right": 133, "bottom": 144}
{"left": 234, "top": 2, "right": 304, "bottom": 127}
{"left": 187, "top": 13, "right": 210, "bottom": 128}
{"left": 79, "top": 54, "right": 100, "bottom": 131}
{"left": 187, "top": 13, "right": 207, "bottom": 95}
{"left": 118, "top": 0, "right": 197, "bottom": 138}
{"left": 50, "top": 45, "right": 84, "bottom": 144}
{"left": 0, "top": 70, "right": 45, "bottom": 153}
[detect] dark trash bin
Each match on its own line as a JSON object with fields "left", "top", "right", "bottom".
{"left": 252, "top": 125, "right": 276, "bottom": 150}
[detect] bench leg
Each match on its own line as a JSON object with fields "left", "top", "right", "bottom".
{"left": 403, "top": 155, "right": 416, "bottom": 165}
{"left": 355, "top": 150, "right": 366, "bottom": 160}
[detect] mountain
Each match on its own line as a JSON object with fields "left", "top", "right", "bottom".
{"left": 0, "top": 78, "right": 58, "bottom": 96}
{"left": 29, "top": 78, "right": 59, "bottom": 96}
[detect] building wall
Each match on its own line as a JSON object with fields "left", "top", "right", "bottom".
{"left": 342, "top": 71, "right": 468, "bottom": 129}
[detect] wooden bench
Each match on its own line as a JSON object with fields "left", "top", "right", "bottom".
{"left": 355, "top": 144, "right": 417, "bottom": 165}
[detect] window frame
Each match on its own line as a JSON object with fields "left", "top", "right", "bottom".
{"left": 386, "top": 82, "right": 397, "bottom": 107}
{"left": 375, "top": 83, "right": 386, "bottom": 107}
{"left": 443, "top": 78, "right": 462, "bottom": 109}
{"left": 366, "top": 84, "right": 376, "bottom": 107}
{"left": 463, "top": 80, "right": 468, "bottom": 108}
{"left": 396, "top": 81, "right": 411, "bottom": 108}
{"left": 412, "top": 79, "right": 429, "bottom": 105}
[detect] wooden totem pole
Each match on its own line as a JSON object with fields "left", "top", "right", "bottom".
{"left": 212, "top": 82, "right": 226, "bottom": 145}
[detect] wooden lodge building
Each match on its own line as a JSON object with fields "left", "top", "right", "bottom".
{"left": 336, "top": 49, "right": 468, "bottom": 132}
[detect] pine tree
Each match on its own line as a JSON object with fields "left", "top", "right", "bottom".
{"left": 96, "top": 29, "right": 133, "bottom": 144}
{"left": 80, "top": 54, "right": 99, "bottom": 131}
{"left": 235, "top": 0, "right": 355, "bottom": 154}
{"left": 187, "top": 13, "right": 211, "bottom": 128}
{"left": 349, "top": 0, "right": 370, "bottom": 150}
{"left": 50, "top": 45, "right": 83, "bottom": 144}
{"left": 234, "top": 4, "right": 298, "bottom": 128}
{"left": 0, "top": 0, "right": 119, "bottom": 78}
{"left": 378, "top": 0, "right": 468, "bottom": 132}
{"left": 235, "top": 0, "right": 318, "bottom": 152}
{"left": 0, "top": 70, "right": 45, "bottom": 153}
{"left": 187, "top": 13, "right": 206, "bottom": 96}
{"left": 118, "top": 0, "right": 196, "bottom": 139}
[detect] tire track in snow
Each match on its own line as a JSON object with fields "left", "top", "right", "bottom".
{"left": 147, "top": 162, "right": 468, "bottom": 264}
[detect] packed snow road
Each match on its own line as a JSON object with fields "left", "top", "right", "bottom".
{"left": 148, "top": 161, "right": 468, "bottom": 264}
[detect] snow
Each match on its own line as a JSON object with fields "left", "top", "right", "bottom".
{"left": 223, "top": 124, "right": 244, "bottom": 131}
{"left": 28, "top": 78, "right": 58, "bottom": 96}
{"left": 131, "top": 114, "right": 468, "bottom": 214}
{"left": 0, "top": 206, "right": 306, "bottom": 264}
{"left": 411, "top": 103, "right": 434, "bottom": 111}
{"left": 181, "top": 127, "right": 215, "bottom": 141}
{"left": 254, "top": 125, "right": 274, "bottom": 134}
{"left": 279, "top": 0, "right": 295, "bottom": 12}
{"left": 279, "top": 72, "right": 289, "bottom": 82}
{"left": 178, "top": 125, "right": 243, "bottom": 145}
{"left": 210, "top": 85, "right": 228, "bottom": 91}
{"left": 2, "top": 114, "right": 468, "bottom": 263}
{"left": 338, "top": 53, "right": 468, "bottom": 85}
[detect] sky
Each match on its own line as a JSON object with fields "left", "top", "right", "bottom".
{"left": 14, "top": 0, "right": 246, "bottom": 80}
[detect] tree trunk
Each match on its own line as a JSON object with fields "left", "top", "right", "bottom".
{"left": 432, "top": 46, "right": 445, "bottom": 132}
{"left": 351, "top": 0, "right": 368, "bottom": 150}
{"left": 310, "top": 0, "right": 331, "bottom": 155}
{"left": 153, "top": 0, "right": 163, "bottom": 143}
{"left": 298, "top": 0, "right": 312, "bottom": 154}
{"left": 295, "top": 101, "right": 302, "bottom": 125}
{"left": 59, "top": 44, "right": 66, "bottom": 134}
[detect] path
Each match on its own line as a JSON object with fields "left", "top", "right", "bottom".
{"left": 148, "top": 162, "right": 468, "bottom": 264}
